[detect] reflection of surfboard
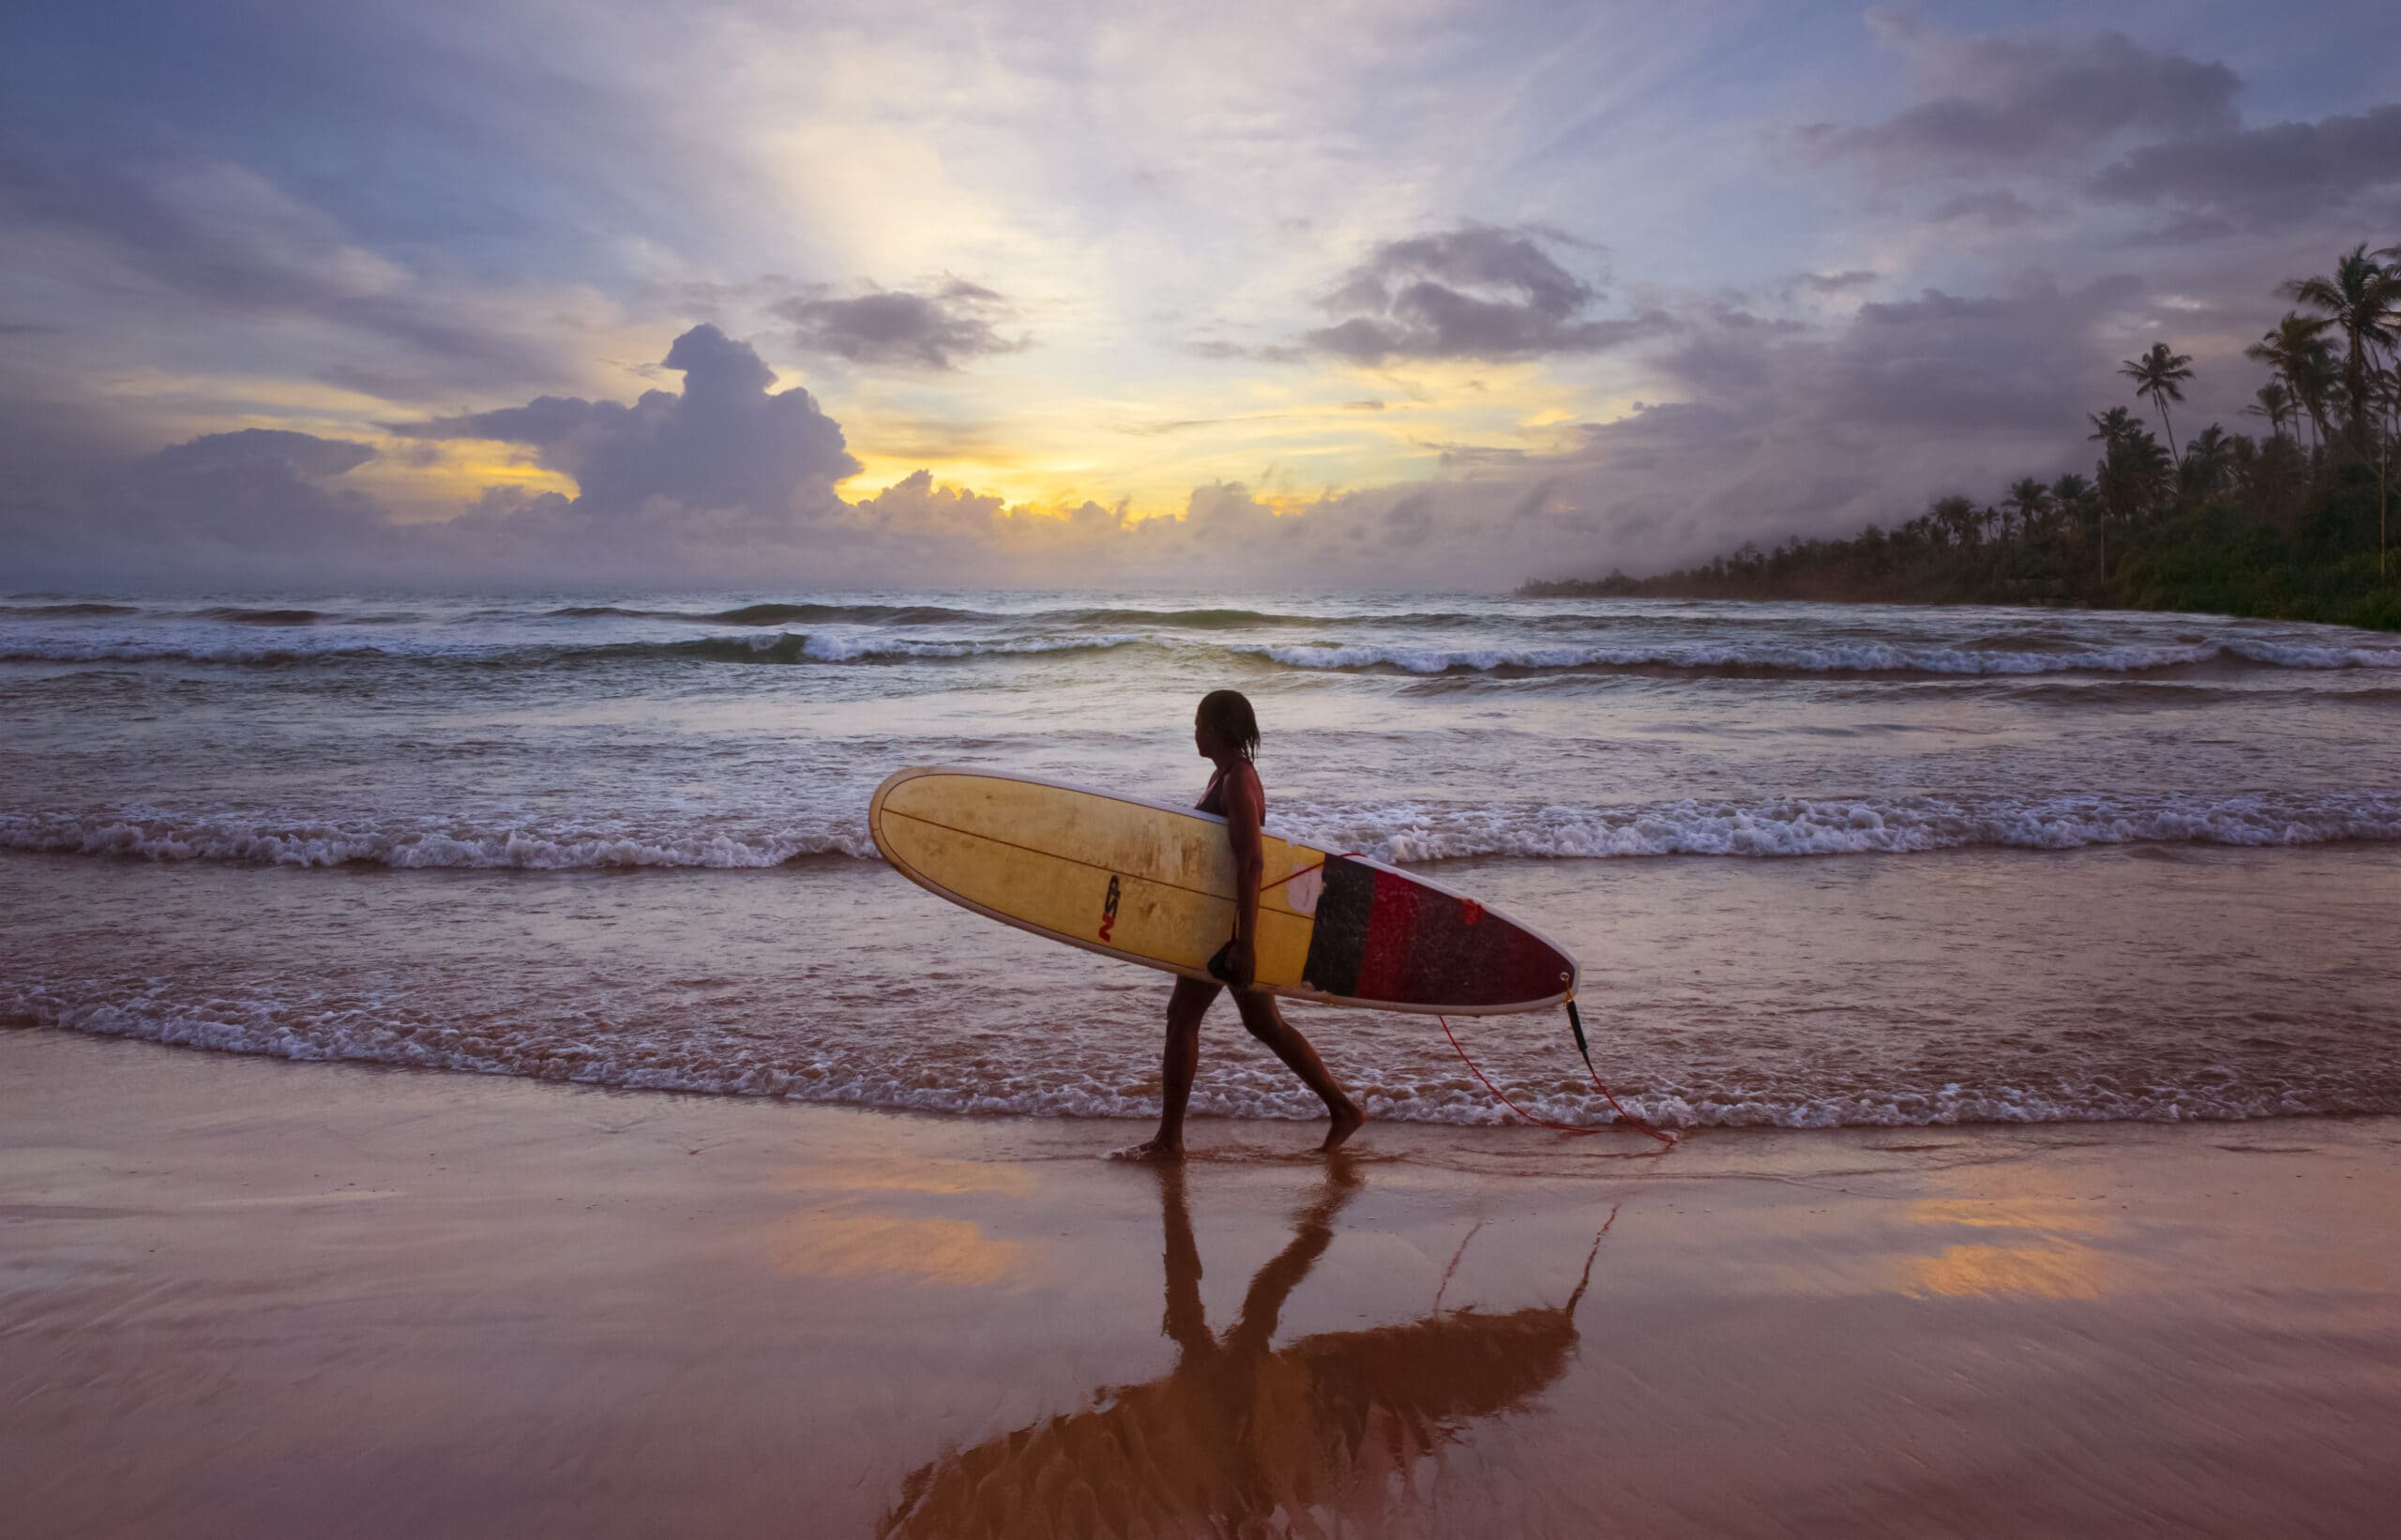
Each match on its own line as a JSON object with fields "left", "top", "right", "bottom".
{"left": 868, "top": 766, "right": 1577, "bottom": 1015}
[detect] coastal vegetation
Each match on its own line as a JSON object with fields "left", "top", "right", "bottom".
{"left": 1527, "top": 243, "right": 2401, "bottom": 631}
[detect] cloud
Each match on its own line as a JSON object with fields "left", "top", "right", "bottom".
{"left": 1297, "top": 224, "right": 1672, "bottom": 364}
{"left": 0, "top": 426, "right": 394, "bottom": 581}
{"left": 1790, "top": 269, "right": 1881, "bottom": 294}
{"left": 0, "top": 279, "right": 2147, "bottom": 593}
{"left": 1928, "top": 189, "right": 2037, "bottom": 227}
{"left": 2089, "top": 104, "right": 2401, "bottom": 225}
{"left": 0, "top": 143, "right": 558, "bottom": 394}
{"left": 394, "top": 324, "right": 860, "bottom": 517}
{"left": 1181, "top": 337, "right": 1306, "bottom": 364}
{"left": 1803, "top": 26, "right": 2239, "bottom": 174}
{"left": 775, "top": 279, "right": 1028, "bottom": 370}
{"left": 1509, "top": 272, "right": 2146, "bottom": 569}
{"left": 146, "top": 429, "right": 378, "bottom": 480}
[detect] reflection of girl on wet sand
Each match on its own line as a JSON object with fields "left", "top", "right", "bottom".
{"left": 877, "top": 1163, "right": 1611, "bottom": 1538}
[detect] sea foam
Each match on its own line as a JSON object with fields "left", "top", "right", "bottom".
{"left": 8, "top": 790, "right": 2395, "bottom": 870}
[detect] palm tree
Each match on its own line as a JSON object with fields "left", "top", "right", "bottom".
{"left": 2098, "top": 428, "right": 2173, "bottom": 553}
{"left": 2368, "top": 358, "right": 2400, "bottom": 579}
{"left": 1929, "top": 493, "right": 1978, "bottom": 549}
{"left": 2244, "top": 313, "right": 2337, "bottom": 455}
{"left": 2243, "top": 382, "right": 2295, "bottom": 442}
{"left": 2182, "top": 422, "right": 2234, "bottom": 496}
{"left": 2281, "top": 244, "right": 2399, "bottom": 454}
{"left": 2120, "top": 341, "right": 2196, "bottom": 459}
{"left": 2088, "top": 405, "right": 2138, "bottom": 448}
{"left": 2004, "top": 476, "right": 2051, "bottom": 539}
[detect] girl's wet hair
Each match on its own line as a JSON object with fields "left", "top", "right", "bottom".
{"left": 1197, "top": 688, "right": 1261, "bottom": 760}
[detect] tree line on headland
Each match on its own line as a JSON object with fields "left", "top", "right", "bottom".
{"left": 1524, "top": 242, "right": 2401, "bottom": 631}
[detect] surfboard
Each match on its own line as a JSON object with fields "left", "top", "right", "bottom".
{"left": 868, "top": 766, "right": 1578, "bottom": 1015}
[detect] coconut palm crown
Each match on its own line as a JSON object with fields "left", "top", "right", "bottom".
{"left": 2280, "top": 244, "right": 2398, "bottom": 454}
{"left": 2120, "top": 341, "right": 2196, "bottom": 459}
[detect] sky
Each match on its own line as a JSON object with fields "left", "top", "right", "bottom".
{"left": 3, "top": 0, "right": 2396, "bottom": 590}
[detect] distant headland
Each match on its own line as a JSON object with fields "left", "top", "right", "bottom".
{"left": 1526, "top": 242, "right": 2401, "bottom": 633}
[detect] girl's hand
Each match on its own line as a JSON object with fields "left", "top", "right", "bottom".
{"left": 1224, "top": 938, "right": 1256, "bottom": 989}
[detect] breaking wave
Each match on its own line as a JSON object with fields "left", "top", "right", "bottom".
{"left": 0, "top": 601, "right": 142, "bottom": 617}
{"left": 9, "top": 790, "right": 2395, "bottom": 871}
{"left": 0, "top": 808, "right": 876, "bottom": 868}
{"left": 0, "top": 632, "right": 1147, "bottom": 668}
{"left": 1276, "top": 791, "right": 2401, "bottom": 861}
{"left": 1236, "top": 639, "right": 2401, "bottom": 676}
{"left": 194, "top": 605, "right": 327, "bottom": 626}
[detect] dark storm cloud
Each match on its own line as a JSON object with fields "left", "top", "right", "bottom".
{"left": 1298, "top": 225, "right": 1672, "bottom": 364}
{"left": 394, "top": 325, "right": 860, "bottom": 516}
{"left": 2090, "top": 104, "right": 2401, "bottom": 225}
{"left": 775, "top": 279, "right": 1028, "bottom": 370}
{"left": 1802, "top": 27, "right": 2238, "bottom": 174}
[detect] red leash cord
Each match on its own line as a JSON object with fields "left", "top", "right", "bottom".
{"left": 1440, "top": 1010, "right": 1679, "bottom": 1148}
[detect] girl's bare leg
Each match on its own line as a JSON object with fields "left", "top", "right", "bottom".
{"left": 1123, "top": 976, "right": 1218, "bottom": 1163}
{"left": 1231, "top": 990, "right": 1366, "bottom": 1152}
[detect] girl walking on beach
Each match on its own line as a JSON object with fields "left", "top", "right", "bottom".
{"left": 1124, "top": 689, "right": 1365, "bottom": 1162}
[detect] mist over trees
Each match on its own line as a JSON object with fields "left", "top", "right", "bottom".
{"left": 1529, "top": 242, "right": 2401, "bottom": 631}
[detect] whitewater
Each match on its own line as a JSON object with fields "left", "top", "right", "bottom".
{"left": 4, "top": 590, "right": 2397, "bottom": 1130}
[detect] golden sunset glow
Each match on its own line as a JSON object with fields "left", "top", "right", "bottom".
{"left": 1895, "top": 1198, "right": 2119, "bottom": 1302}
{"left": 775, "top": 1212, "right": 1032, "bottom": 1289}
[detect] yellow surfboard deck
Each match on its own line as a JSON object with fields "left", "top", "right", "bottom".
{"left": 868, "top": 766, "right": 1577, "bottom": 1016}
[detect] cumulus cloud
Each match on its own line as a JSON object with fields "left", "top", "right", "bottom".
{"left": 0, "top": 426, "right": 392, "bottom": 581}
{"left": 775, "top": 279, "right": 1028, "bottom": 370}
{"left": 146, "top": 428, "right": 379, "bottom": 481}
{"left": 1298, "top": 224, "right": 1673, "bottom": 364}
{"left": 1802, "top": 25, "right": 2238, "bottom": 174}
{"left": 394, "top": 324, "right": 859, "bottom": 517}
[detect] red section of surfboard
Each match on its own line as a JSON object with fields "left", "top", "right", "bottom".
{"left": 1352, "top": 871, "right": 1424, "bottom": 1000}
{"left": 1351, "top": 868, "right": 1570, "bottom": 1009}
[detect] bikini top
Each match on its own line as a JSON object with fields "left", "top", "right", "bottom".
{"left": 1196, "top": 765, "right": 1260, "bottom": 818}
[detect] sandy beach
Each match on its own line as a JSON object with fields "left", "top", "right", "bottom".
{"left": 7, "top": 1027, "right": 2397, "bottom": 1539}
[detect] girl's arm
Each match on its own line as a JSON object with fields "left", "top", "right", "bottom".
{"left": 1223, "top": 766, "right": 1266, "bottom": 988}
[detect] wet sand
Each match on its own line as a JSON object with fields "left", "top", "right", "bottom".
{"left": 6, "top": 1028, "right": 2398, "bottom": 1539}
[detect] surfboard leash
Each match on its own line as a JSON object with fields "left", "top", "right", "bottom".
{"left": 1438, "top": 1004, "right": 1678, "bottom": 1149}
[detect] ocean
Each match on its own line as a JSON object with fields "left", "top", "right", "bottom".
{"left": 4, "top": 591, "right": 2397, "bottom": 1132}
